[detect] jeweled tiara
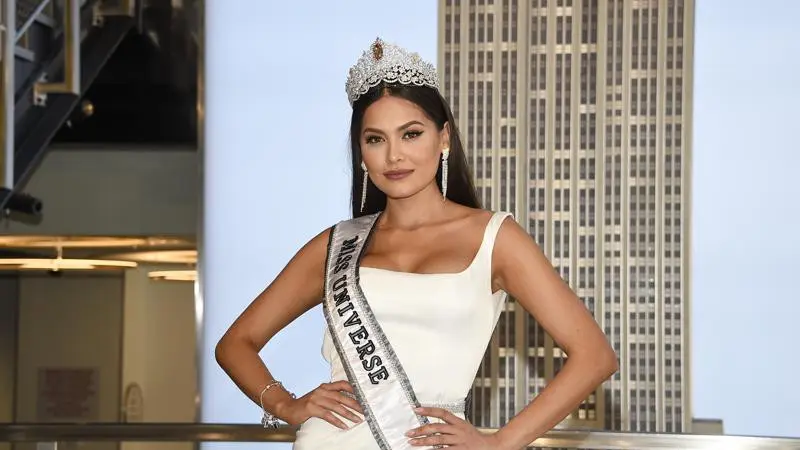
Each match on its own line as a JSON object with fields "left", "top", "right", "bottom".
{"left": 345, "top": 37, "right": 440, "bottom": 106}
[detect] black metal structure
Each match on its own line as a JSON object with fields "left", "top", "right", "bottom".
{"left": 1, "top": 0, "right": 198, "bottom": 218}
{"left": 1, "top": 1, "right": 136, "bottom": 215}
{"left": 14, "top": 15, "right": 135, "bottom": 187}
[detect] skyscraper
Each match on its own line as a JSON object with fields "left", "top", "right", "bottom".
{"left": 439, "top": 0, "right": 694, "bottom": 433}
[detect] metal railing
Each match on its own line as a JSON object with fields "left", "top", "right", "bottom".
{"left": 16, "top": 0, "right": 53, "bottom": 41}
{"left": 1, "top": 0, "right": 76, "bottom": 192}
{"left": 0, "top": 0, "right": 101, "bottom": 214}
{"left": 1, "top": 424, "right": 798, "bottom": 449}
{"left": 32, "top": 0, "right": 82, "bottom": 103}
{"left": 1, "top": 0, "right": 16, "bottom": 190}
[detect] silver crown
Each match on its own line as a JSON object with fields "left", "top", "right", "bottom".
{"left": 345, "top": 38, "right": 440, "bottom": 106}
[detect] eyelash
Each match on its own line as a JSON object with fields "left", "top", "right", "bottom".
{"left": 365, "top": 130, "right": 423, "bottom": 145}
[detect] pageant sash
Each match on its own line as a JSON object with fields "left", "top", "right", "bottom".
{"left": 323, "top": 213, "right": 431, "bottom": 450}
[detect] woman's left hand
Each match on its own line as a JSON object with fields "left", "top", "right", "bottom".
{"left": 406, "top": 407, "right": 508, "bottom": 449}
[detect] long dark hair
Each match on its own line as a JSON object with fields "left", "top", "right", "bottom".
{"left": 349, "top": 83, "right": 480, "bottom": 217}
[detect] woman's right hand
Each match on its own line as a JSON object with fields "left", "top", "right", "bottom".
{"left": 277, "top": 380, "right": 364, "bottom": 429}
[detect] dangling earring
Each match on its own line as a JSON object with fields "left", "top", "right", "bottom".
{"left": 360, "top": 161, "right": 369, "bottom": 213}
{"left": 441, "top": 148, "right": 450, "bottom": 200}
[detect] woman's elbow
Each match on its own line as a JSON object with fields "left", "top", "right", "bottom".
{"left": 576, "top": 340, "right": 618, "bottom": 380}
{"left": 605, "top": 352, "right": 620, "bottom": 377}
{"left": 215, "top": 333, "right": 241, "bottom": 368}
{"left": 214, "top": 337, "right": 230, "bottom": 368}
{"left": 215, "top": 331, "right": 259, "bottom": 368}
{"left": 597, "top": 343, "right": 619, "bottom": 379}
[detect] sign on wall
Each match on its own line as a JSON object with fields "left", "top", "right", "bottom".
{"left": 36, "top": 367, "right": 100, "bottom": 422}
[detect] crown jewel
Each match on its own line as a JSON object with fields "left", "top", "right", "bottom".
{"left": 345, "top": 38, "right": 440, "bottom": 106}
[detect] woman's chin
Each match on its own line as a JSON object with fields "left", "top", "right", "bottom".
{"left": 382, "top": 187, "right": 424, "bottom": 202}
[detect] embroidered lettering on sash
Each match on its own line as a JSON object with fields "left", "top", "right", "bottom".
{"left": 330, "top": 270, "right": 389, "bottom": 384}
{"left": 333, "top": 236, "right": 359, "bottom": 273}
{"left": 323, "top": 213, "right": 429, "bottom": 449}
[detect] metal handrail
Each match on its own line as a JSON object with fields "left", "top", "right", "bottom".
{"left": 15, "top": 0, "right": 51, "bottom": 42}
{"left": 1, "top": 0, "right": 16, "bottom": 189}
{"left": 1, "top": 424, "right": 798, "bottom": 449}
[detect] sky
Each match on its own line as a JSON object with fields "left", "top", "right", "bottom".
{"left": 200, "top": 0, "right": 799, "bottom": 445}
{"left": 691, "top": 0, "right": 799, "bottom": 437}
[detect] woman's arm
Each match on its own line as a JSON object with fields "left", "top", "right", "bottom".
{"left": 490, "top": 217, "right": 619, "bottom": 449}
{"left": 215, "top": 227, "right": 361, "bottom": 427}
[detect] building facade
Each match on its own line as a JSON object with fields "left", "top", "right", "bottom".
{"left": 438, "top": 0, "right": 694, "bottom": 433}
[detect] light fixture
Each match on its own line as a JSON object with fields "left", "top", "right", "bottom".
{"left": 0, "top": 258, "right": 137, "bottom": 271}
{"left": 103, "top": 250, "right": 197, "bottom": 264}
{"left": 148, "top": 270, "right": 196, "bottom": 282}
{"left": 0, "top": 246, "right": 137, "bottom": 272}
{"left": 103, "top": 250, "right": 197, "bottom": 282}
{"left": 0, "top": 236, "right": 192, "bottom": 249}
{"left": 100, "top": 250, "right": 198, "bottom": 282}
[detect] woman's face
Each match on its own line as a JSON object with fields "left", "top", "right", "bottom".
{"left": 360, "top": 95, "right": 449, "bottom": 201}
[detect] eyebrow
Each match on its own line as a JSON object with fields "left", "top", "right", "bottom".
{"left": 363, "top": 120, "right": 425, "bottom": 135}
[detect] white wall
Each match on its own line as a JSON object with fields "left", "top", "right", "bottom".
{"left": 0, "top": 270, "right": 198, "bottom": 450}
{"left": 121, "top": 267, "right": 197, "bottom": 450}
{"left": 16, "top": 274, "right": 123, "bottom": 450}
{"left": 0, "top": 276, "right": 18, "bottom": 450}
{"left": 2, "top": 145, "right": 198, "bottom": 237}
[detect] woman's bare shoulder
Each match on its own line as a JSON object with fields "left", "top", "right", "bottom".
{"left": 303, "top": 225, "right": 333, "bottom": 254}
{"left": 291, "top": 225, "right": 336, "bottom": 277}
{"left": 447, "top": 204, "right": 495, "bottom": 224}
{"left": 453, "top": 206, "right": 507, "bottom": 233}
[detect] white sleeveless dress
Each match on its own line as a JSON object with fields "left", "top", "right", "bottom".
{"left": 293, "top": 211, "right": 511, "bottom": 449}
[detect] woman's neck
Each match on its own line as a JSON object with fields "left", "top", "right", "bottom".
{"left": 380, "top": 183, "right": 450, "bottom": 231}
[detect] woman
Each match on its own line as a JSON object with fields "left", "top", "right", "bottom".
{"left": 215, "top": 38, "right": 618, "bottom": 450}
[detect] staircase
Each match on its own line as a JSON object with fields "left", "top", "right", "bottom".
{"left": 1, "top": 0, "right": 137, "bottom": 216}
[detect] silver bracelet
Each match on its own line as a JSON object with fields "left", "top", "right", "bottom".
{"left": 259, "top": 380, "right": 295, "bottom": 428}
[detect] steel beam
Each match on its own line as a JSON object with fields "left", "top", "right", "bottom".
{"left": 1, "top": 0, "right": 15, "bottom": 189}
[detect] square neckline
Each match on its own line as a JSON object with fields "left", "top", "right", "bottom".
{"left": 358, "top": 211, "right": 505, "bottom": 277}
